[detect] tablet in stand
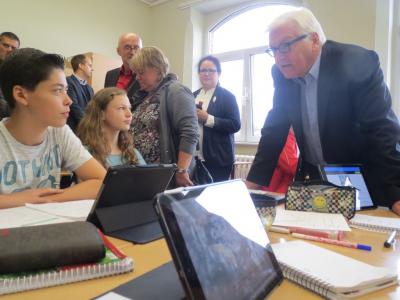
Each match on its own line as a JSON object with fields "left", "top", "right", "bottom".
{"left": 87, "top": 164, "right": 175, "bottom": 244}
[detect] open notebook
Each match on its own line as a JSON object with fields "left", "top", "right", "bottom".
{"left": 271, "top": 241, "right": 398, "bottom": 299}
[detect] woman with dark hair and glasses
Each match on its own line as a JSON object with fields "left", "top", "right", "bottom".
{"left": 193, "top": 55, "right": 241, "bottom": 182}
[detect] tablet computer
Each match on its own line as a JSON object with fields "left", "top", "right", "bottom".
{"left": 318, "top": 164, "right": 376, "bottom": 210}
{"left": 155, "top": 180, "right": 283, "bottom": 300}
{"left": 87, "top": 164, "right": 175, "bottom": 243}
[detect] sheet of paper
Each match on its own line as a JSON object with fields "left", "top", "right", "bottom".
{"left": 272, "top": 209, "right": 351, "bottom": 231}
{"left": 26, "top": 199, "right": 95, "bottom": 220}
{"left": 96, "top": 292, "right": 132, "bottom": 300}
{"left": 0, "top": 206, "right": 73, "bottom": 229}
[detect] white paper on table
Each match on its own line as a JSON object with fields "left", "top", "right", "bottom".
{"left": 0, "top": 206, "right": 74, "bottom": 229}
{"left": 26, "top": 199, "right": 95, "bottom": 220}
{"left": 272, "top": 209, "right": 351, "bottom": 231}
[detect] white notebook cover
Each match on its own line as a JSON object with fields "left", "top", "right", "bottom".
{"left": 272, "top": 241, "right": 398, "bottom": 299}
{"left": 350, "top": 214, "right": 400, "bottom": 234}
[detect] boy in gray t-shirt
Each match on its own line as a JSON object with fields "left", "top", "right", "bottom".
{"left": 0, "top": 48, "right": 106, "bottom": 208}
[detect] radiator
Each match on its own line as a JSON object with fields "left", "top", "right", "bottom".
{"left": 232, "top": 155, "right": 255, "bottom": 180}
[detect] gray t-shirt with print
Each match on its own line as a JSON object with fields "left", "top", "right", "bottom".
{"left": 0, "top": 120, "right": 92, "bottom": 194}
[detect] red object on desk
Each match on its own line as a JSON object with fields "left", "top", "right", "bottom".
{"left": 289, "top": 227, "right": 344, "bottom": 240}
{"left": 262, "top": 129, "right": 298, "bottom": 193}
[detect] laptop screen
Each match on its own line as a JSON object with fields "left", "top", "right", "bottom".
{"left": 156, "top": 180, "right": 283, "bottom": 299}
{"left": 320, "top": 165, "right": 376, "bottom": 210}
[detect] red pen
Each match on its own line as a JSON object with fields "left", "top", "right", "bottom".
{"left": 269, "top": 226, "right": 344, "bottom": 240}
{"left": 289, "top": 227, "right": 344, "bottom": 240}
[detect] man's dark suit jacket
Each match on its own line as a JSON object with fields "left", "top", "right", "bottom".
{"left": 247, "top": 40, "right": 400, "bottom": 207}
{"left": 0, "top": 93, "right": 9, "bottom": 120}
{"left": 66, "top": 75, "right": 94, "bottom": 132}
{"left": 104, "top": 67, "right": 140, "bottom": 102}
{"left": 193, "top": 85, "right": 241, "bottom": 167}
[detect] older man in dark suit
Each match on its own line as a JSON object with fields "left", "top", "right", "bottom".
{"left": 104, "top": 33, "right": 142, "bottom": 103}
{"left": 66, "top": 54, "right": 94, "bottom": 132}
{"left": 246, "top": 8, "right": 400, "bottom": 215}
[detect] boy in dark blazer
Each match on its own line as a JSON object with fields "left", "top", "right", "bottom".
{"left": 66, "top": 54, "right": 94, "bottom": 132}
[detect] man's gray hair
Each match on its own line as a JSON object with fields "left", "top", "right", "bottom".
{"left": 268, "top": 7, "right": 326, "bottom": 44}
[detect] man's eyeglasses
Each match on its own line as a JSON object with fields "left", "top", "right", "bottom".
{"left": 265, "top": 34, "right": 309, "bottom": 57}
{"left": 199, "top": 68, "right": 217, "bottom": 74}
{"left": 123, "top": 45, "right": 140, "bottom": 51}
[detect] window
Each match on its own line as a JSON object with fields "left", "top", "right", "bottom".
{"left": 210, "top": 4, "right": 297, "bottom": 143}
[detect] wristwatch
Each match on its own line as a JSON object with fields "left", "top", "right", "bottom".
{"left": 176, "top": 168, "right": 188, "bottom": 174}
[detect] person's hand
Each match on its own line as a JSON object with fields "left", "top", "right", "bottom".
{"left": 11, "top": 188, "right": 64, "bottom": 206}
{"left": 175, "top": 172, "right": 193, "bottom": 187}
{"left": 197, "top": 109, "right": 208, "bottom": 124}
{"left": 391, "top": 200, "right": 400, "bottom": 216}
{"left": 245, "top": 180, "right": 261, "bottom": 190}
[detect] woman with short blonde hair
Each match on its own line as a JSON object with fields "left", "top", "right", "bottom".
{"left": 129, "top": 47, "right": 199, "bottom": 187}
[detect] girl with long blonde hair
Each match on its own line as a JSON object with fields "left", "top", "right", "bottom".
{"left": 77, "top": 87, "right": 145, "bottom": 168}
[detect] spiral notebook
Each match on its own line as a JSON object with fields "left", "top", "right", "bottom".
{"left": 271, "top": 241, "right": 398, "bottom": 299}
{"left": 349, "top": 214, "right": 400, "bottom": 236}
{"left": 0, "top": 235, "right": 134, "bottom": 295}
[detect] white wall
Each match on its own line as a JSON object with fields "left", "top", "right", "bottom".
{"left": 1, "top": 0, "right": 151, "bottom": 59}
{"left": 305, "top": 0, "right": 376, "bottom": 49}
{"left": 149, "top": 0, "right": 191, "bottom": 82}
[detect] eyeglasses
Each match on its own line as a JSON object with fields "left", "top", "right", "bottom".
{"left": 265, "top": 34, "right": 309, "bottom": 57}
{"left": 199, "top": 68, "right": 217, "bottom": 74}
{"left": 123, "top": 45, "right": 140, "bottom": 52}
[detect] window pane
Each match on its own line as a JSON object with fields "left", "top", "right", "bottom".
{"left": 219, "top": 60, "right": 244, "bottom": 119}
{"left": 211, "top": 5, "right": 295, "bottom": 54}
{"left": 219, "top": 60, "right": 244, "bottom": 141}
{"left": 251, "top": 53, "right": 275, "bottom": 136}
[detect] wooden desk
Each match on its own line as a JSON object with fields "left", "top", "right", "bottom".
{"left": 2, "top": 209, "right": 399, "bottom": 300}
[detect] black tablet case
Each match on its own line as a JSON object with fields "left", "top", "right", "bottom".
{"left": 87, "top": 165, "right": 175, "bottom": 244}
{"left": 94, "top": 262, "right": 186, "bottom": 300}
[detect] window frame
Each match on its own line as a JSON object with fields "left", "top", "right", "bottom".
{"left": 207, "top": 2, "right": 300, "bottom": 144}
{"left": 212, "top": 46, "right": 269, "bottom": 143}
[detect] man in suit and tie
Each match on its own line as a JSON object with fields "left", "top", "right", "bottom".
{"left": 246, "top": 8, "right": 400, "bottom": 216}
{"left": 0, "top": 32, "right": 20, "bottom": 120}
{"left": 66, "top": 54, "right": 94, "bottom": 132}
{"left": 104, "top": 33, "right": 142, "bottom": 103}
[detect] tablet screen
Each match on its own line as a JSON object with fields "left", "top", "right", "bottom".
{"left": 157, "top": 181, "right": 282, "bottom": 300}
{"left": 320, "top": 165, "right": 376, "bottom": 210}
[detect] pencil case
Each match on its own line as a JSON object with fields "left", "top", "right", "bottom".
{"left": 0, "top": 221, "right": 105, "bottom": 274}
{"left": 285, "top": 180, "right": 356, "bottom": 219}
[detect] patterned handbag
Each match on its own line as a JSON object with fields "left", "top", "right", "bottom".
{"left": 285, "top": 180, "right": 356, "bottom": 219}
